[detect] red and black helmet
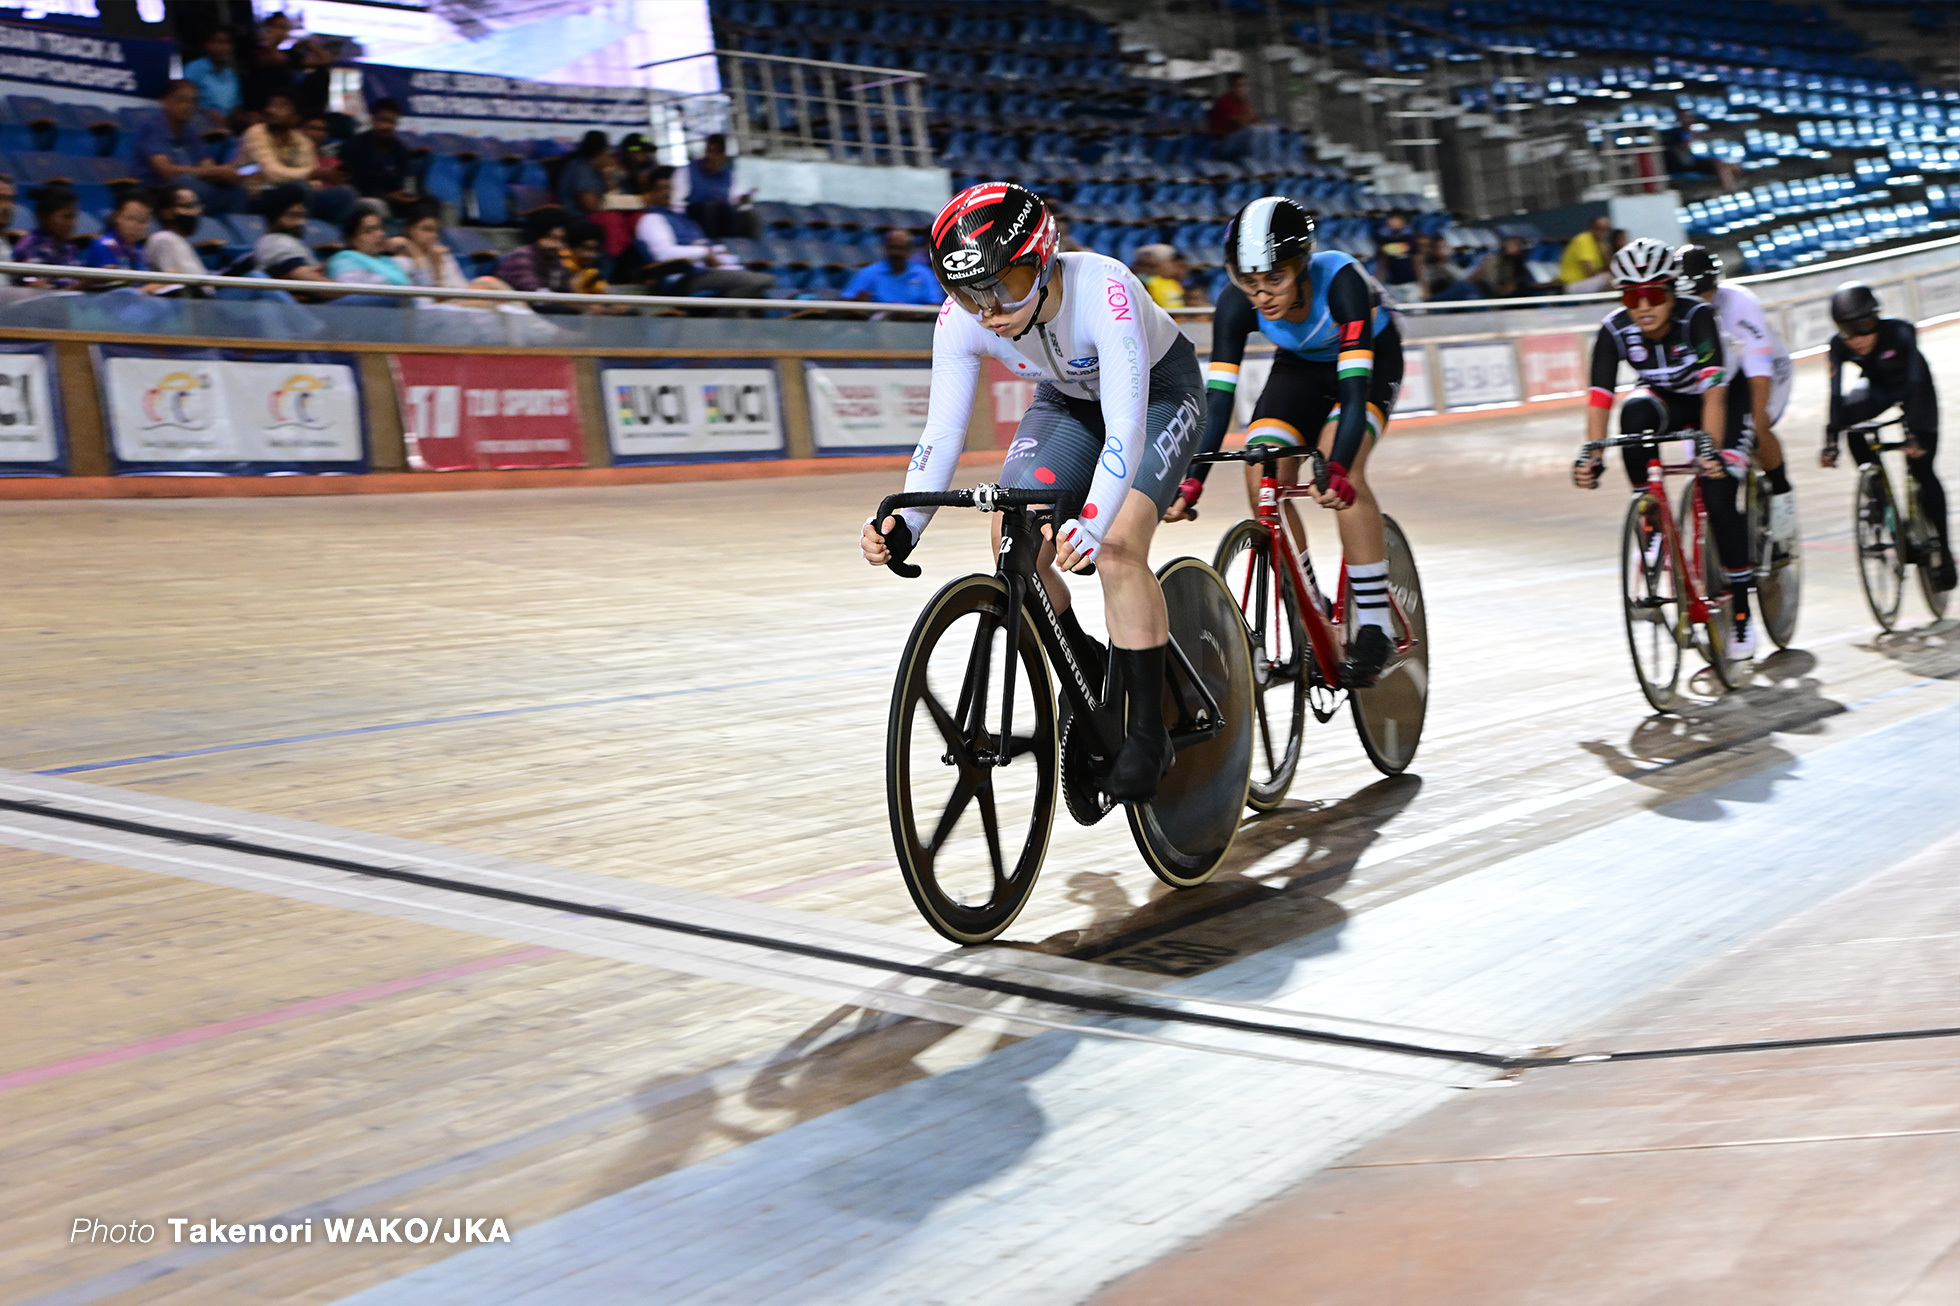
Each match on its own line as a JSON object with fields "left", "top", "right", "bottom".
{"left": 928, "top": 182, "right": 1058, "bottom": 313}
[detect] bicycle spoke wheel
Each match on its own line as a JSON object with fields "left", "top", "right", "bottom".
{"left": 1680, "top": 481, "right": 1736, "bottom": 690}
{"left": 1350, "top": 515, "right": 1428, "bottom": 775}
{"left": 1622, "top": 491, "right": 1683, "bottom": 710}
{"left": 1129, "top": 558, "right": 1253, "bottom": 889}
{"left": 1212, "top": 518, "right": 1307, "bottom": 810}
{"left": 1856, "top": 463, "right": 1904, "bottom": 631}
{"left": 888, "top": 574, "right": 1056, "bottom": 944}
{"left": 1750, "top": 473, "right": 1801, "bottom": 650}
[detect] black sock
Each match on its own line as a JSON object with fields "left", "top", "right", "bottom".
{"left": 1765, "top": 464, "right": 1791, "bottom": 495}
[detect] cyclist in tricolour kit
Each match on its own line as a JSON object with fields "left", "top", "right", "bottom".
{"left": 859, "top": 183, "right": 1204, "bottom": 803}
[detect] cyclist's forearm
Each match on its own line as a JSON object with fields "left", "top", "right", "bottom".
{"left": 1329, "top": 371, "right": 1371, "bottom": 469}
{"left": 1702, "top": 385, "right": 1727, "bottom": 448}
{"left": 1188, "top": 386, "right": 1236, "bottom": 484}
{"left": 1586, "top": 403, "right": 1609, "bottom": 445}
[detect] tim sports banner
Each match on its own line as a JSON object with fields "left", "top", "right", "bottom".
{"left": 805, "top": 363, "right": 932, "bottom": 455}
{"left": 95, "top": 348, "right": 366, "bottom": 475}
{"left": 600, "top": 361, "right": 784, "bottom": 465}
{"left": 0, "top": 343, "right": 64, "bottom": 476}
{"left": 392, "top": 354, "right": 584, "bottom": 471}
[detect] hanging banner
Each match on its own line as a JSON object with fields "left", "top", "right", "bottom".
{"left": 0, "top": 19, "right": 173, "bottom": 98}
{"left": 1516, "top": 332, "right": 1588, "bottom": 399}
{"left": 805, "top": 363, "right": 933, "bottom": 454}
{"left": 358, "top": 63, "right": 649, "bottom": 127}
{"left": 391, "top": 354, "right": 584, "bottom": 471}
{"left": 97, "top": 349, "right": 366, "bottom": 474}
{"left": 600, "top": 361, "right": 784, "bottom": 464}
{"left": 1440, "top": 342, "right": 1520, "bottom": 409}
{"left": 0, "top": 343, "right": 63, "bottom": 476}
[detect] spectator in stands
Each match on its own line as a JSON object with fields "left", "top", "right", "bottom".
{"left": 340, "top": 99, "right": 416, "bottom": 218}
{"left": 251, "top": 183, "right": 332, "bottom": 287}
{"left": 141, "top": 80, "right": 247, "bottom": 216}
{"left": 326, "top": 208, "right": 411, "bottom": 291}
{"left": 1470, "top": 235, "right": 1548, "bottom": 299}
{"left": 1132, "top": 244, "right": 1204, "bottom": 310}
{"left": 240, "top": 92, "right": 358, "bottom": 227}
{"left": 558, "top": 131, "right": 612, "bottom": 218}
{"left": 844, "top": 228, "right": 942, "bottom": 306}
{"left": 184, "top": 28, "right": 241, "bottom": 118}
{"left": 396, "top": 201, "right": 469, "bottom": 291}
{"left": 497, "top": 207, "right": 578, "bottom": 311}
{"left": 246, "top": 12, "right": 297, "bottom": 111}
{"left": 1208, "top": 73, "right": 1277, "bottom": 165}
{"left": 287, "top": 34, "right": 337, "bottom": 121}
{"left": 639, "top": 166, "right": 773, "bottom": 305}
{"left": 1558, "top": 213, "right": 1614, "bottom": 293}
{"left": 616, "top": 133, "right": 656, "bottom": 196}
{"left": 1374, "top": 210, "right": 1422, "bottom": 304}
{"left": 684, "top": 134, "right": 748, "bottom": 240}
{"left": 144, "top": 185, "right": 208, "bottom": 282}
{"left": 302, "top": 116, "right": 349, "bottom": 189}
{"left": 15, "top": 184, "right": 84, "bottom": 287}
{"left": 1419, "top": 234, "right": 1469, "bottom": 300}
{"left": 78, "top": 189, "right": 152, "bottom": 285}
{"left": 560, "top": 219, "right": 629, "bottom": 314}
{"left": 0, "top": 173, "right": 18, "bottom": 282}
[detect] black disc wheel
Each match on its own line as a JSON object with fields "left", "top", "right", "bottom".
{"left": 1349, "top": 515, "right": 1429, "bottom": 775}
{"left": 1680, "top": 481, "right": 1738, "bottom": 689}
{"left": 1128, "top": 558, "right": 1254, "bottom": 889}
{"left": 1856, "top": 463, "right": 1904, "bottom": 632}
{"left": 1211, "top": 518, "right": 1307, "bottom": 810}
{"left": 1622, "top": 490, "right": 1684, "bottom": 712}
{"left": 1749, "top": 473, "right": 1801, "bottom": 650}
{"left": 888, "top": 574, "right": 1057, "bottom": 945}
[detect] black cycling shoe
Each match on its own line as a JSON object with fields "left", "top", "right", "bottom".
{"left": 1934, "top": 550, "right": 1957, "bottom": 594}
{"left": 1103, "top": 643, "right": 1174, "bottom": 804}
{"left": 1341, "top": 624, "right": 1394, "bottom": 688}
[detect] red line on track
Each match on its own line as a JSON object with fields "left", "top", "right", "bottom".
{"left": 0, "top": 945, "right": 558, "bottom": 1092}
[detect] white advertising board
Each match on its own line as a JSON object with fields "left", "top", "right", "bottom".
{"left": 1919, "top": 268, "right": 1960, "bottom": 320}
{"left": 602, "top": 366, "right": 783, "bottom": 462}
{"left": 805, "top": 365, "right": 933, "bottom": 452}
{"left": 103, "top": 355, "right": 363, "bottom": 465}
{"left": 1397, "top": 345, "right": 1433, "bottom": 414}
{"left": 0, "top": 350, "right": 58, "bottom": 465}
{"left": 1440, "top": 342, "right": 1520, "bottom": 409}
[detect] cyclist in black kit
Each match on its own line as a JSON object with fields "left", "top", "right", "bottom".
{"left": 1573, "top": 238, "right": 1754, "bottom": 658}
{"left": 1820, "top": 281, "right": 1952, "bottom": 593}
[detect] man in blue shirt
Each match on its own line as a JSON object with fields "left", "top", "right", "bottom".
{"left": 184, "top": 29, "right": 241, "bottom": 119}
{"left": 137, "top": 81, "right": 246, "bottom": 214}
{"left": 843, "top": 228, "right": 942, "bottom": 306}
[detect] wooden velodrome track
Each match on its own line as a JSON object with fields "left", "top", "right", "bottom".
{"left": 4, "top": 328, "right": 1956, "bottom": 1305}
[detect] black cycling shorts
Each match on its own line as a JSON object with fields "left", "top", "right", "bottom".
{"left": 1245, "top": 320, "right": 1405, "bottom": 449}
{"left": 1000, "top": 334, "right": 1204, "bottom": 520}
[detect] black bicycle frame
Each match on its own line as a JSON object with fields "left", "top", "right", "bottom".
{"left": 875, "top": 486, "right": 1225, "bottom": 769}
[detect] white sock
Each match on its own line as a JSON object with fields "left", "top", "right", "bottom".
{"left": 1348, "top": 560, "right": 1393, "bottom": 635}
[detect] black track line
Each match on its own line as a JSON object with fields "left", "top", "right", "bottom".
{"left": 6, "top": 796, "right": 1954, "bottom": 1073}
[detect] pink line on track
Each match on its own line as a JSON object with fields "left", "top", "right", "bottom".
{"left": 0, "top": 945, "right": 558, "bottom": 1092}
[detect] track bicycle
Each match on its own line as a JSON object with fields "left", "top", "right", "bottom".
{"left": 1841, "top": 417, "right": 1951, "bottom": 631}
{"left": 873, "top": 484, "right": 1255, "bottom": 945}
{"left": 1187, "top": 444, "right": 1428, "bottom": 810}
{"left": 1586, "top": 429, "right": 1746, "bottom": 711}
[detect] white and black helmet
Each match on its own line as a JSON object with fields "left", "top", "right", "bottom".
{"left": 1609, "top": 236, "right": 1678, "bottom": 286}
{"left": 1224, "top": 196, "right": 1315, "bottom": 281}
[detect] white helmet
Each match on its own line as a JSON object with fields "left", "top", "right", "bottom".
{"left": 1609, "top": 236, "right": 1678, "bottom": 286}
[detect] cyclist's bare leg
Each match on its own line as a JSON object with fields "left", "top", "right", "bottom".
{"left": 1318, "top": 419, "right": 1386, "bottom": 566}
{"left": 1095, "top": 488, "right": 1170, "bottom": 648}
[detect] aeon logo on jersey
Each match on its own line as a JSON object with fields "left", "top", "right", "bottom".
{"left": 140, "top": 369, "right": 215, "bottom": 430}
{"left": 265, "top": 373, "right": 335, "bottom": 430}
{"left": 1105, "top": 279, "right": 1132, "bottom": 321}
{"left": 941, "top": 248, "right": 984, "bottom": 274}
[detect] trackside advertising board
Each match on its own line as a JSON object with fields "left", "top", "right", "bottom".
{"left": 804, "top": 363, "right": 933, "bottom": 455}
{"left": 600, "top": 361, "right": 784, "bottom": 465}
{"left": 391, "top": 355, "right": 583, "bottom": 471}
{"left": 0, "top": 343, "right": 64, "bottom": 476}
{"left": 96, "top": 348, "right": 366, "bottom": 474}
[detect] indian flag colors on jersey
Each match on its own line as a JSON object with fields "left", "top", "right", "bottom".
{"left": 1206, "top": 361, "right": 1240, "bottom": 391}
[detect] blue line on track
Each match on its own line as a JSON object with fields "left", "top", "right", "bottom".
{"left": 33, "top": 666, "right": 890, "bottom": 776}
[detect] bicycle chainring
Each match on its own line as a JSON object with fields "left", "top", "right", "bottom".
{"left": 1061, "top": 709, "right": 1115, "bottom": 826}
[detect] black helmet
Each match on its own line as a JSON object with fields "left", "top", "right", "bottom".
{"left": 928, "top": 182, "right": 1056, "bottom": 312}
{"left": 1676, "top": 244, "right": 1720, "bottom": 297}
{"left": 1828, "top": 281, "right": 1881, "bottom": 327}
{"left": 1224, "top": 196, "right": 1315, "bottom": 283}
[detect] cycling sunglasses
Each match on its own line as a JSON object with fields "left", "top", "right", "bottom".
{"left": 949, "top": 264, "right": 1044, "bottom": 317}
{"left": 1619, "top": 281, "right": 1674, "bottom": 309}
{"left": 1836, "top": 316, "right": 1880, "bottom": 338}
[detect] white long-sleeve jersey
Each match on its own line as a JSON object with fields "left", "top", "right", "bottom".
{"left": 1713, "top": 282, "right": 1791, "bottom": 425}
{"left": 898, "top": 251, "right": 1185, "bottom": 540}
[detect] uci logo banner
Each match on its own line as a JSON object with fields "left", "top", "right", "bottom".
{"left": 600, "top": 365, "right": 783, "bottom": 465}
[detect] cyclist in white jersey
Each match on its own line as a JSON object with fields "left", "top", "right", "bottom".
{"left": 1679, "top": 244, "right": 1797, "bottom": 545}
{"left": 859, "top": 183, "right": 1204, "bottom": 801}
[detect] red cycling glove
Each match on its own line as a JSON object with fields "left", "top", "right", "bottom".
{"left": 1324, "top": 461, "right": 1357, "bottom": 507}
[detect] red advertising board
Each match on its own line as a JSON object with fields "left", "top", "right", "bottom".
{"left": 1516, "top": 332, "right": 1588, "bottom": 400}
{"left": 983, "top": 356, "right": 1035, "bottom": 449}
{"left": 391, "top": 354, "right": 585, "bottom": 470}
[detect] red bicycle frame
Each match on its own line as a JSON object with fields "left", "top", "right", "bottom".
{"left": 1622, "top": 438, "right": 1719, "bottom": 626}
{"left": 1241, "top": 460, "right": 1416, "bottom": 688}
